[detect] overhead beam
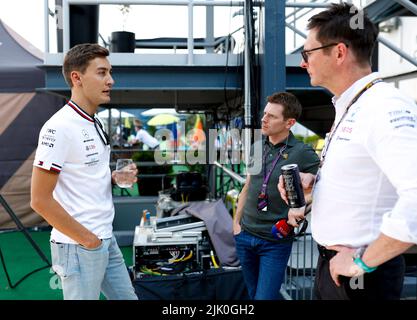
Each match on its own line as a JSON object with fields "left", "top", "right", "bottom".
{"left": 393, "top": 0, "right": 417, "bottom": 16}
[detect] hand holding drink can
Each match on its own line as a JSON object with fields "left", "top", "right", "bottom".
{"left": 270, "top": 164, "right": 309, "bottom": 239}
{"left": 281, "top": 164, "right": 306, "bottom": 209}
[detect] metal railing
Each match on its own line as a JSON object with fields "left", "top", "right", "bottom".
{"left": 281, "top": 231, "right": 318, "bottom": 300}
{"left": 44, "top": 0, "right": 247, "bottom": 65}
{"left": 284, "top": 0, "right": 417, "bottom": 67}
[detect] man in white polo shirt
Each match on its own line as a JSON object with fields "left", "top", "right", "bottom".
{"left": 31, "top": 43, "right": 138, "bottom": 300}
{"left": 279, "top": 3, "right": 417, "bottom": 300}
{"left": 130, "top": 119, "right": 159, "bottom": 149}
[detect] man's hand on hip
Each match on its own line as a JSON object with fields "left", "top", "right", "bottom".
{"left": 233, "top": 220, "right": 242, "bottom": 236}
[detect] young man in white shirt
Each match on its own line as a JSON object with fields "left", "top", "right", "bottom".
{"left": 279, "top": 3, "right": 417, "bottom": 300}
{"left": 31, "top": 43, "right": 138, "bottom": 300}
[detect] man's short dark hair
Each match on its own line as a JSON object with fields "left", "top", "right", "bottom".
{"left": 62, "top": 43, "right": 109, "bottom": 87}
{"left": 267, "top": 92, "right": 302, "bottom": 120}
{"left": 307, "top": 2, "right": 378, "bottom": 66}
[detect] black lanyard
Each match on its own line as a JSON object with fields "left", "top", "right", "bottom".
{"left": 320, "top": 78, "right": 383, "bottom": 167}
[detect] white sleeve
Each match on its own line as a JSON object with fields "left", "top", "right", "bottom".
{"left": 137, "top": 129, "right": 159, "bottom": 148}
{"left": 33, "top": 120, "right": 70, "bottom": 173}
{"left": 367, "top": 95, "right": 417, "bottom": 243}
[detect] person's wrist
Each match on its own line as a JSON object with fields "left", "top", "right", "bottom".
{"left": 84, "top": 237, "right": 101, "bottom": 249}
{"left": 352, "top": 247, "right": 378, "bottom": 273}
{"left": 353, "top": 257, "right": 377, "bottom": 273}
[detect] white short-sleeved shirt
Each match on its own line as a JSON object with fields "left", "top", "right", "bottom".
{"left": 312, "top": 72, "right": 417, "bottom": 247}
{"left": 135, "top": 129, "right": 159, "bottom": 149}
{"left": 33, "top": 101, "right": 114, "bottom": 244}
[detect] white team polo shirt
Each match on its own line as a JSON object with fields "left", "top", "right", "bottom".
{"left": 34, "top": 101, "right": 114, "bottom": 244}
{"left": 312, "top": 72, "right": 417, "bottom": 247}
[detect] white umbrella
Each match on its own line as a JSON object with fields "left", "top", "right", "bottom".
{"left": 97, "top": 109, "right": 135, "bottom": 119}
{"left": 141, "top": 108, "right": 179, "bottom": 117}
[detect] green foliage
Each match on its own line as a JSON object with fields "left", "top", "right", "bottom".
{"left": 294, "top": 134, "right": 321, "bottom": 148}
{"left": 304, "top": 135, "right": 321, "bottom": 146}
{"left": 294, "top": 134, "right": 304, "bottom": 142}
{"left": 132, "top": 150, "right": 153, "bottom": 162}
{"left": 132, "top": 151, "right": 171, "bottom": 174}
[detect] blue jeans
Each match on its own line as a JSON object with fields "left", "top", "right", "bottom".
{"left": 50, "top": 235, "right": 138, "bottom": 300}
{"left": 234, "top": 230, "right": 293, "bottom": 300}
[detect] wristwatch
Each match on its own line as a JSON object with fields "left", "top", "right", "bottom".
{"left": 352, "top": 246, "right": 378, "bottom": 273}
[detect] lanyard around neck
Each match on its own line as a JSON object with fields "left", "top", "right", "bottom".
{"left": 261, "top": 144, "right": 287, "bottom": 193}
{"left": 320, "top": 78, "right": 383, "bottom": 167}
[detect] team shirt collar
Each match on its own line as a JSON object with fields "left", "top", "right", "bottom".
{"left": 264, "top": 131, "right": 297, "bottom": 149}
{"left": 331, "top": 72, "right": 381, "bottom": 121}
{"left": 67, "top": 100, "right": 95, "bottom": 123}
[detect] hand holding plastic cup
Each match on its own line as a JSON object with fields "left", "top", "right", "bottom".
{"left": 114, "top": 159, "right": 137, "bottom": 188}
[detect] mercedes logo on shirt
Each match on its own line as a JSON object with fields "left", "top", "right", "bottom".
{"left": 82, "top": 129, "right": 89, "bottom": 139}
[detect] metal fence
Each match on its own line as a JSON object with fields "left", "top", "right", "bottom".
{"left": 280, "top": 223, "right": 417, "bottom": 300}
{"left": 280, "top": 219, "right": 318, "bottom": 300}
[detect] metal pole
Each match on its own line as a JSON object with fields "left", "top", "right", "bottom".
{"left": 213, "top": 161, "right": 246, "bottom": 184}
{"left": 261, "top": 1, "right": 286, "bottom": 105}
{"left": 206, "top": 0, "right": 214, "bottom": 53}
{"left": 243, "top": 0, "right": 251, "bottom": 166}
{"left": 286, "top": 6, "right": 304, "bottom": 20}
{"left": 285, "top": 2, "right": 330, "bottom": 8}
{"left": 63, "top": 0, "right": 70, "bottom": 53}
{"left": 44, "top": 0, "right": 50, "bottom": 53}
{"left": 64, "top": 0, "right": 327, "bottom": 7}
{"left": 296, "top": 236, "right": 299, "bottom": 300}
{"left": 67, "top": 0, "right": 245, "bottom": 6}
{"left": 285, "top": 0, "right": 320, "bottom": 20}
{"left": 393, "top": 0, "right": 417, "bottom": 16}
{"left": 286, "top": 0, "right": 327, "bottom": 25}
{"left": 302, "top": 233, "right": 306, "bottom": 300}
{"left": 309, "top": 234, "right": 312, "bottom": 300}
{"left": 188, "top": 1, "right": 194, "bottom": 65}
{"left": 286, "top": 22, "right": 307, "bottom": 39}
{"left": 378, "top": 36, "right": 417, "bottom": 68}
{"left": 293, "top": 0, "right": 296, "bottom": 48}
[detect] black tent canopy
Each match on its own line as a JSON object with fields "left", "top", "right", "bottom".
{"left": 0, "top": 19, "right": 63, "bottom": 228}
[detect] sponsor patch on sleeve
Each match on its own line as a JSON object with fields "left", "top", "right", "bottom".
{"left": 40, "top": 127, "right": 58, "bottom": 148}
{"left": 388, "top": 109, "right": 416, "bottom": 129}
{"left": 34, "top": 125, "right": 66, "bottom": 173}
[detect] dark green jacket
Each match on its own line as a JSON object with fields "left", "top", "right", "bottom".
{"left": 241, "top": 132, "right": 320, "bottom": 242}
